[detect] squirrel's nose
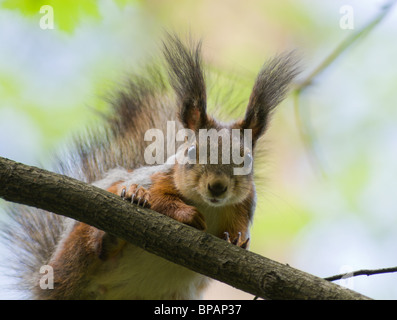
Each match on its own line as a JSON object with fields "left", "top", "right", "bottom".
{"left": 208, "top": 182, "right": 228, "bottom": 197}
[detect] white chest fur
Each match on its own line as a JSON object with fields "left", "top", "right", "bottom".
{"left": 85, "top": 244, "right": 208, "bottom": 299}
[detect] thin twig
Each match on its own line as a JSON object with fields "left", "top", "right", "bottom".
{"left": 293, "top": 1, "right": 396, "bottom": 175}
{"left": 293, "top": 88, "right": 327, "bottom": 178}
{"left": 296, "top": 0, "right": 396, "bottom": 91}
{"left": 325, "top": 266, "right": 397, "bottom": 282}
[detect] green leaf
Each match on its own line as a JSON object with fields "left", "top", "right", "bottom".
{"left": 1, "top": 0, "right": 101, "bottom": 33}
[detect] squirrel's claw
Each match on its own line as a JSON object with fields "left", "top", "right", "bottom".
{"left": 130, "top": 192, "right": 136, "bottom": 204}
{"left": 120, "top": 187, "right": 127, "bottom": 200}
{"left": 232, "top": 232, "right": 242, "bottom": 245}
{"left": 119, "top": 184, "right": 151, "bottom": 208}
{"left": 223, "top": 231, "right": 249, "bottom": 249}
{"left": 239, "top": 237, "right": 250, "bottom": 250}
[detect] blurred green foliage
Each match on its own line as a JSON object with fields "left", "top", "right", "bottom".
{"left": 1, "top": 0, "right": 140, "bottom": 32}
{"left": 0, "top": 0, "right": 396, "bottom": 299}
{"left": 2, "top": 0, "right": 101, "bottom": 32}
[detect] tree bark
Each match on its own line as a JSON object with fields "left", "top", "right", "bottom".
{"left": 0, "top": 156, "right": 371, "bottom": 300}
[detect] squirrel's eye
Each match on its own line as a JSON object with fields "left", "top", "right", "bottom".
{"left": 244, "top": 152, "right": 253, "bottom": 167}
{"left": 187, "top": 145, "right": 196, "bottom": 161}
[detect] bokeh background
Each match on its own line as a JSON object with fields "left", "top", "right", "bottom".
{"left": 0, "top": 0, "right": 396, "bottom": 299}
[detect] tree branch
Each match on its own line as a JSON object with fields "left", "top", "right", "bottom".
{"left": 325, "top": 266, "right": 397, "bottom": 282}
{"left": 0, "top": 156, "right": 371, "bottom": 300}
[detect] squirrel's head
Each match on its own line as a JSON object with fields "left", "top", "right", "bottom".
{"left": 164, "top": 34, "right": 299, "bottom": 208}
{"left": 173, "top": 121, "right": 254, "bottom": 207}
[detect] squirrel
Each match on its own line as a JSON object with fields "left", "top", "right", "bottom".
{"left": 1, "top": 34, "right": 299, "bottom": 299}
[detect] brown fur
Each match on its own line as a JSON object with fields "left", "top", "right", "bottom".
{"left": 149, "top": 170, "right": 206, "bottom": 230}
{"left": 38, "top": 222, "right": 104, "bottom": 299}
{"left": 1, "top": 34, "right": 299, "bottom": 300}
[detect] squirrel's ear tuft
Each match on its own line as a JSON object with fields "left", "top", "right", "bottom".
{"left": 242, "top": 52, "right": 300, "bottom": 141}
{"left": 163, "top": 33, "right": 208, "bottom": 131}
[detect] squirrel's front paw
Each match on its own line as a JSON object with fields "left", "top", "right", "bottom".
{"left": 223, "top": 232, "right": 249, "bottom": 249}
{"left": 119, "top": 184, "right": 150, "bottom": 208}
{"left": 175, "top": 206, "right": 206, "bottom": 231}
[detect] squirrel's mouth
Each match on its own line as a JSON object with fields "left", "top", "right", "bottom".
{"left": 205, "top": 197, "right": 227, "bottom": 207}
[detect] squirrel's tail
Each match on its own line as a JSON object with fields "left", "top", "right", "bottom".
{"left": 0, "top": 60, "right": 178, "bottom": 299}
{"left": 0, "top": 34, "right": 299, "bottom": 298}
{"left": 58, "top": 68, "right": 179, "bottom": 183}
{"left": 0, "top": 207, "right": 66, "bottom": 298}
